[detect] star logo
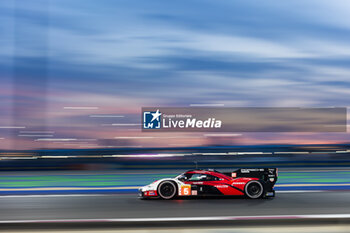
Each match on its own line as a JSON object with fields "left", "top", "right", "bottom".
{"left": 143, "top": 109, "right": 162, "bottom": 129}
{"left": 150, "top": 109, "right": 162, "bottom": 122}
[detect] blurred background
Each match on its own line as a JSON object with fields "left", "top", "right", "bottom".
{"left": 2, "top": 0, "right": 350, "bottom": 232}
{"left": 2, "top": 0, "right": 350, "bottom": 150}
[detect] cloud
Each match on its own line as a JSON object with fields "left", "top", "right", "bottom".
{"left": 2, "top": 0, "right": 350, "bottom": 148}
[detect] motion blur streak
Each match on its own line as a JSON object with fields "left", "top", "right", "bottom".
{"left": 0, "top": 168, "right": 349, "bottom": 194}
{"left": 4, "top": 226, "right": 350, "bottom": 233}
{"left": 63, "top": 107, "right": 99, "bottom": 110}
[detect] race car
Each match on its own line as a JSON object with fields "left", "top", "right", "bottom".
{"left": 139, "top": 168, "right": 277, "bottom": 199}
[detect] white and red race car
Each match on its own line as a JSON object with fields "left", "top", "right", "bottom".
{"left": 139, "top": 168, "right": 277, "bottom": 199}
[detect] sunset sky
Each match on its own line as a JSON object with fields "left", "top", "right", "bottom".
{"left": 1, "top": 0, "right": 350, "bottom": 149}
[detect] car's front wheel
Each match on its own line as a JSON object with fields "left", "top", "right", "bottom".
{"left": 157, "top": 181, "right": 177, "bottom": 199}
{"left": 245, "top": 180, "right": 264, "bottom": 199}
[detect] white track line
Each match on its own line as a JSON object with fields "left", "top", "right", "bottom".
{"left": 1, "top": 214, "right": 350, "bottom": 224}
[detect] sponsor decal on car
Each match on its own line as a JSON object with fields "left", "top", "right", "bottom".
{"left": 232, "top": 182, "right": 246, "bottom": 185}
{"left": 180, "top": 185, "right": 191, "bottom": 196}
{"left": 192, "top": 182, "right": 203, "bottom": 185}
{"left": 144, "top": 190, "right": 157, "bottom": 196}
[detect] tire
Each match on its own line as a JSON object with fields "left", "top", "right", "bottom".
{"left": 157, "top": 181, "right": 177, "bottom": 199}
{"left": 245, "top": 180, "right": 264, "bottom": 199}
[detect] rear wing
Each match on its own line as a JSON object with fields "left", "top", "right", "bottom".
{"left": 223, "top": 168, "right": 278, "bottom": 184}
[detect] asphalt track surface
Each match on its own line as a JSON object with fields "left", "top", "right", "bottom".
{"left": 1, "top": 191, "right": 350, "bottom": 221}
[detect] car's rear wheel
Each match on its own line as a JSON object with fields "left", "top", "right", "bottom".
{"left": 245, "top": 181, "right": 264, "bottom": 199}
{"left": 157, "top": 181, "right": 177, "bottom": 199}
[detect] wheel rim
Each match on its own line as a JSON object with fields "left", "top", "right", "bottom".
{"left": 246, "top": 181, "right": 263, "bottom": 198}
{"left": 159, "top": 182, "right": 176, "bottom": 199}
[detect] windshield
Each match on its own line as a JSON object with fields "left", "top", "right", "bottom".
{"left": 176, "top": 173, "right": 191, "bottom": 181}
{"left": 176, "top": 173, "right": 185, "bottom": 180}
{"left": 176, "top": 172, "right": 221, "bottom": 182}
